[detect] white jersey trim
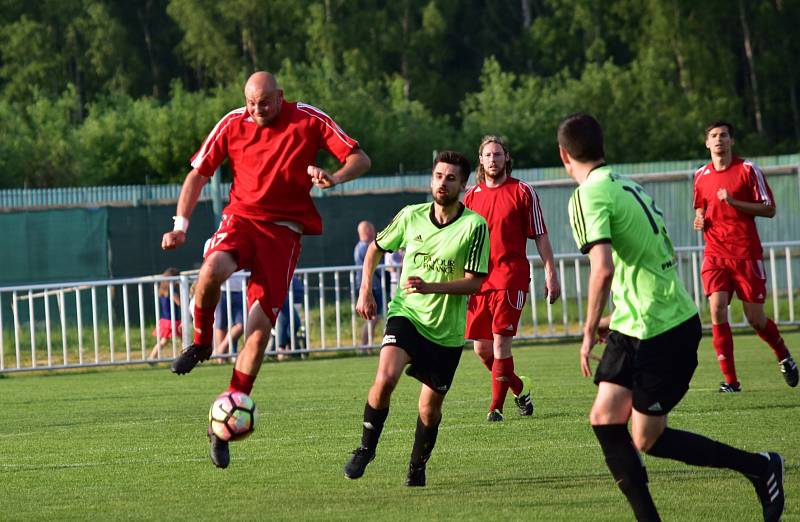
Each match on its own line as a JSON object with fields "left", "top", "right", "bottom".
{"left": 296, "top": 102, "right": 354, "bottom": 149}
{"left": 744, "top": 161, "right": 772, "bottom": 206}
{"left": 191, "top": 107, "right": 246, "bottom": 170}
{"left": 520, "top": 182, "right": 546, "bottom": 236}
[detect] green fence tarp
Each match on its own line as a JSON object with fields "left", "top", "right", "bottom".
{"left": 2, "top": 208, "right": 109, "bottom": 285}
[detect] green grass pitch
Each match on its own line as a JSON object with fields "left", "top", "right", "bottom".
{"left": 2, "top": 331, "right": 798, "bottom": 521}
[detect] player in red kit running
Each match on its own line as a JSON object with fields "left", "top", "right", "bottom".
{"left": 161, "top": 71, "right": 371, "bottom": 467}
{"left": 464, "top": 136, "right": 560, "bottom": 421}
{"left": 693, "top": 121, "right": 798, "bottom": 392}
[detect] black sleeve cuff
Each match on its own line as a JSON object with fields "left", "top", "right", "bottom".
{"left": 373, "top": 239, "right": 389, "bottom": 252}
{"left": 580, "top": 238, "right": 611, "bottom": 255}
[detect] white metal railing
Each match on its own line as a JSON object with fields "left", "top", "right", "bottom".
{"left": 1, "top": 242, "right": 798, "bottom": 373}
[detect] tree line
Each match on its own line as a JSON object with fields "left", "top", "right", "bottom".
{"left": 1, "top": 0, "right": 797, "bottom": 188}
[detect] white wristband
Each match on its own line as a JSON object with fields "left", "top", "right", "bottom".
{"left": 173, "top": 216, "right": 189, "bottom": 233}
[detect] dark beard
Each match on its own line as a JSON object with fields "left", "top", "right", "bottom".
{"left": 433, "top": 191, "right": 459, "bottom": 207}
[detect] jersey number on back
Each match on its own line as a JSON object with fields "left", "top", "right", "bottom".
{"left": 622, "top": 185, "right": 663, "bottom": 234}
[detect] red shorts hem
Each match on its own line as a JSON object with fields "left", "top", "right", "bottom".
{"left": 466, "top": 289, "right": 527, "bottom": 339}
{"left": 701, "top": 255, "right": 767, "bottom": 304}
{"left": 205, "top": 215, "right": 301, "bottom": 325}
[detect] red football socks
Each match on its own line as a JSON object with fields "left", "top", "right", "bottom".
{"left": 505, "top": 357, "right": 523, "bottom": 397}
{"left": 756, "top": 319, "right": 790, "bottom": 361}
{"left": 228, "top": 368, "right": 256, "bottom": 395}
{"left": 193, "top": 304, "right": 216, "bottom": 346}
{"left": 712, "top": 323, "right": 738, "bottom": 385}
{"left": 490, "top": 357, "right": 522, "bottom": 411}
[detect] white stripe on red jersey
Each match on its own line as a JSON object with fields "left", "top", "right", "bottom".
{"left": 744, "top": 161, "right": 773, "bottom": 206}
{"left": 520, "top": 182, "right": 546, "bottom": 237}
{"left": 296, "top": 102, "right": 353, "bottom": 148}
{"left": 191, "top": 107, "right": 246, "bottom": 170}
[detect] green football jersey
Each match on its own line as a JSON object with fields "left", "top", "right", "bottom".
{"left": 376, "top": 202, "right": 489, "bottom": 347}
{"left": 568, "top": 166, "right": 696, "bottom": 339}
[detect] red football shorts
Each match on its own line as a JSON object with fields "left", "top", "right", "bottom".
{"left": 466, "top": 288, "right": 527, "bottom": 340}
{"left": 701, "top": 255, "right": 767, "bottom": 304}
{"left": 204, "top": 214, "right": 301, "bottom": 324}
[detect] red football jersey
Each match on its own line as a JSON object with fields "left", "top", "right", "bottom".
{"left": 191, "top": 101, "right": 359, "bottom": 235}
{"left": 464, "top": 177, "right": 547, "bottom": 290}
{"left": 693, "top": 156, "right": 773, "bottom": 259}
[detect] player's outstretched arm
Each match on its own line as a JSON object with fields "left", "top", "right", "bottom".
{"left": 580, "top": 244, "right": 614, "bottom": 377}
{"left": 161, "top": 168, "right": 208, "bottom": 250}
{"left": 355, "top": 241, "right": 383, "bottom": 320}
{"left": 404, "top": 272, "right": 485, "bottom": 296}
{"left": 534, "top": 233, "right": 561, "bottom": 303}
{"left": 308, "top": 149, "right": 371, "bottom": 189}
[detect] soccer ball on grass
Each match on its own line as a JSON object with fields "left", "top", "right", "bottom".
{"left": 208, "top": 391, "right": 256, "bottom": 441}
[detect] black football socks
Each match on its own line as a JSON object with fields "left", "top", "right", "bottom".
{"left": 410, "top": 415, "right": 440, "bottom": 466}
{"left": 593, "top": 424, "right": 661, "bottom": 522}
{"left": 361, "top": 402, "right": 389, "bottom": 452}
{"left": 647, "top": 427, "right": 768, "bottom": 477}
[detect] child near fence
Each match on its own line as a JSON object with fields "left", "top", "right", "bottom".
{"left": 149, "top": 267, "right": 182, "bottom": 360}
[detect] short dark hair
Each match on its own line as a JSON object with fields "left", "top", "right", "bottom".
{"left": 705, "top": 120, "right": 734, "bottom": 138}
{"left": 557, "top": 113, "right": 605, "bottom": 162}
{"left": 433, "top": 150, "right": 471, "bottom": 182}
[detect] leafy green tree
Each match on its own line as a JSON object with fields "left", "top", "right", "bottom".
{"left": 0, "top": 86, "right": 81, "bottom": 187}
{"left": 141, "top": 80, "right": 242, "bottom": 182}
{"left": 0, "top": 16, "right": 62, "bottom": 103}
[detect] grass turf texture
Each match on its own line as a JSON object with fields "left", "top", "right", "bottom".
{"left": 2, "top": 331, "right": 798, "bottom": 521}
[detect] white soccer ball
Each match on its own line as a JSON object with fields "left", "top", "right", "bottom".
{"left": 208, "top": 391, "right": 256, "bottom": 441}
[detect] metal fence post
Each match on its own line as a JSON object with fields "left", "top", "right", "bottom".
{"left": 179, "top": 274, "right": 192, "bottom": 349}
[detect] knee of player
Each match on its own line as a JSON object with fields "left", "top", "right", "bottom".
{"left": 472, "top": 343, "right": 490, "bottom": 359}
{"left": 709, "top": 300, "right": 729, "bottom": 319}
{"left": 588, "top": 406, "right": 629, "bottom": 427}
{"left": 373, "top": 371, "right": 400, "bottom": 393}
{"left": 198, "top": 266, "right": 228, "bottom": 288}
{"left": 417, "top": 404, "right": 442, "bottom": 426}
{"left": 745, "top": 312, "right": 767, "bottom": 330}
{"left": 243, "top": 328, "right": 271, "bottom": 349}
{"left": 632, "top": 432, "right": 660, "bottom": 453}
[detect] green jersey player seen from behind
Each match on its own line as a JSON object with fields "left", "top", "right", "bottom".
{"left": 568, "top": 165, "right": 696, "bottom": 340}
{"left": 376, "top": 203, "right": 489, "bottom": 347}
{"left": 559, "top": 113, "right": 784, "bottom": 522}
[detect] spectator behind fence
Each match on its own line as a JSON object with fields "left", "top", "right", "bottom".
{"left": 275, "top": 275, "right": 305, "bottom": 361}
{"left": 212, "top": 270, "right": 248, "bottom": 363}
{"left": 384, "top": 248, "right": 404, "bottom": 300}
{"left": 354, "top": 221, "right": 383, "bottom": 349}
{"left": 149, "top": 267, "right": 182, "bottom": 360}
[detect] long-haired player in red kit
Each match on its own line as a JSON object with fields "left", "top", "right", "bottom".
{"left": 464, "top": 136, "right": 561, "bottom": 421}
{"left": 161, "top": 71, "right": 370, "bottom": 467}
{"left": 693, "top": 121, "right": 798, "bottom": 392}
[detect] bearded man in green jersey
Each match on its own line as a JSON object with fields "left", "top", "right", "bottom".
{"left": 343, "top": 150, "right": 489, "bottom": 487}
{"left": 560, "top": 113, "right": 784, "bottom": 522}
